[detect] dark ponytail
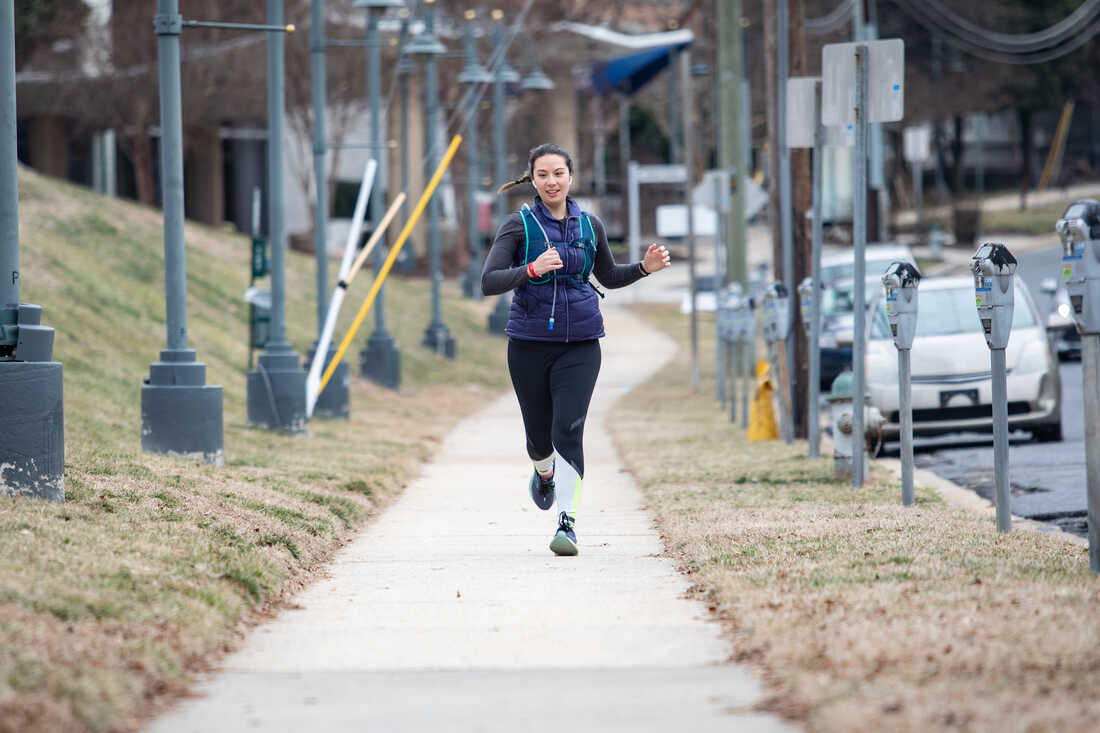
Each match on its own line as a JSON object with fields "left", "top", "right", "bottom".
{"left": 496, "top": 142, "right": 575, "bottom": 196}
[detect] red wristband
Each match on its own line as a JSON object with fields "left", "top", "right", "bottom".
{"left": 528, "top": 262, "right": 538, "bottom": 278}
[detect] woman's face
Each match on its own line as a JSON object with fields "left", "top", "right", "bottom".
{"left": 531, "top": 154, "right": 571, "bottom": 206}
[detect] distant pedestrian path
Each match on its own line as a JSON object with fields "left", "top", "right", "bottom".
{"left": 147, "top": 305, "right": 795, "bottom": 733}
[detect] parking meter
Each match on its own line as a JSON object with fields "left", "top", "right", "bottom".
{"left": 1055, "top": 199, "right": 1100, "bottom": 335}
{"left": 970, "top": 243, "right": 1017, "bottom": 350}
{"left": 797, "top": 277, "right": 823, "bottom": 338}
{"left": 732, "top": 296, "right": 755, "bottom": 344}
{"left": 762, "top": 281, "right": 791, "bottom": 345}
{"left": 882, "top": 261, "right": 921, "bottom": 350}
{"left": 717, "top": 285, "right": 741, "bottom": 343}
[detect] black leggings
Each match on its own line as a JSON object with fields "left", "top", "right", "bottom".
{"left": 507, "top": 338, "right": 601, "bottom": 477}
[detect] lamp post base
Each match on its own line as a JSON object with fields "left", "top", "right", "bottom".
{"left": 360, "top": 330, "right": 402, "bottom": 390}
{"left": 488, "top": 294, "right": 510, "bottom": 335}
{"left": 1, "top": 361, "right": 64, "bottom": 501}
{"left": 246, "top": 345, "right": 307, "bottom": 434}
{"left": 307, "top": 342, "right": 349, "bottom": 419}
{"left": 421, "top": 322, "right": 456, "bottom": 359}
{"left": 141, "top": 349, "right": 224, "bottom": 465}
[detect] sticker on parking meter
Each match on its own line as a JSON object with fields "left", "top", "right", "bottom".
{"left": 1064, "top": 264, "right": 1073, "bottom": 279}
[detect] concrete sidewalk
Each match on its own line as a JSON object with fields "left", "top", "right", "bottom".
{"left": 148, "top": 305, "right": 794, "bottom": 733}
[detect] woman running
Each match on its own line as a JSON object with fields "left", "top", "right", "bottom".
{"left": 481, "top": 143, "right": 671, "bottom": 556}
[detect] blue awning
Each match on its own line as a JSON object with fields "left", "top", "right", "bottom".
{"left": 578, "top": 40, "right": 692, "bottom": 97}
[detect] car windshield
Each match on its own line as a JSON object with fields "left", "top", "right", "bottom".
{"left": 821, "top": 257, "right": 904, "bottom": 284}
{"left": 870, "top": 285, "right": 1036, "bottom": 339}
{"left": 822, "top": 279, "right": 881, "bottom": 316}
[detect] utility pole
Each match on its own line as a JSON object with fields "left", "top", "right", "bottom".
{"left": 246, "top": 0, "right": 308, "bottom": 433}
{"left": 1, "top": 0, "right": 64, "bottom": 499}
{"left": 720, "top": 0, "right": 747, "bottom": 289}
{"left": 141, "top": 0, "right": 223, "bottom": 463}
{"left": 789, "top": 0, "right": 811, "bottom": 439}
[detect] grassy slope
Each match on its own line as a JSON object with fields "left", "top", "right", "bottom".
{"left": 1, "top": 168, "right": 509, "bottom": 733}
{"left": 610, "top": 304, "right": 1099, "bottom": 733}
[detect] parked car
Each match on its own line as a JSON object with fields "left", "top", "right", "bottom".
{"left": 818, "top": 276, "right": 883, "bottom": 390}
{"left": 1040, "top": 277, "right": 1082, "bottom": 360}
{"left": 866, "top": 276, "right": 1062, "bottom": 442}
{"left": 820, "top": 243, "right": 915, "bottom": 286}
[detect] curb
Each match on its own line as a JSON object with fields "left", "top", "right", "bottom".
{"left": 874, "top": 456, "right": 1088, "bottom": 548}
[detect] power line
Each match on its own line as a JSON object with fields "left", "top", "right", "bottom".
{"left": 806, "top": 0, "right": 855, "bottom": 36}
{"left": 892, "top": 0, "right": 1100, "bottom": 65}
{"left": 917, "top": 0, "right": 1100, "bottom": 53}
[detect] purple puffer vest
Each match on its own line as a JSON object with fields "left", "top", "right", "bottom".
{"left": 506, "top": 197, "right": 604, "bottom": 343}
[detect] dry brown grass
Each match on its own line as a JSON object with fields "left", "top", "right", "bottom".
{"left": 610, "top": 303, "right": 1099, "bottom": 733}
{"left": 1, "top": 168, "right": 509, "bottom": 732}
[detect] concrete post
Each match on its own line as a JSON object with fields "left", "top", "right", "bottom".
{"left": 247, "top": 0, "right": 307, "bottom": 433}
{"left": 141, "top": 0, "right": 223, "bottom": 465}
{"left": 361, "top": 4, "right": 403, "bottom": 386}
{"left": 0, "top": 0, "right": 64, "bottom": 500}
{"left": 308, "top": 0, "right": 349, "bottom": 418}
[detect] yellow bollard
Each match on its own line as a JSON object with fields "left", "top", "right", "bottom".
{"left": 747, "top": 358, "right": 779, "bottom": 441}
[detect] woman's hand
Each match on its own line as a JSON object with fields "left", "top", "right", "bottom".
{"left": 642, "top": 243, "right": 671, "bottom": 274}
{"left": 530, "top": 247, "right": 563, "bottom": 277}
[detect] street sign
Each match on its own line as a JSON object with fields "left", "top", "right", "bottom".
{"left": 786, "top": 77, "right": 820, "bottom": 149}
{"left": 903, "top": 125, "right": 930, "bottom": 163}
{"left": 821, "top": 39, "right": 904, "bottom": 125}
{"left": 634, "top": 164, "right": 688, "bottom": 184}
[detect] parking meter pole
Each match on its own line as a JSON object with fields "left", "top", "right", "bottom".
{"left": 140, "top": 0, "right": 223, "bottom": 465}
{"left": 912, "top": 158, "right": 922, "bottom": 231}
{"left": 1083, "top": 334, "right": 1100, "bottom": 571}
{"left": 0, "top": 0, "right": 64, "bottom": 498}
{"left": 361, "top": 5, "right": 402, "bottom": 387}
{"left": 991, "top": 347, "right": 1011, "bottom": 532}
{"left": 246, "top": 0, "right": 307, "bottom": 433}
{"left": 680, "top": 52, "right": 700, "bottom": 391}
{"left": 808, "top": 81, "right": 824, "bottom": 459}
{"left": 742, "top": 327, "right": 752, "bottom": 428}
{"left": 715, "top": 176, "right": 726, "bottom": 406}
{"left": 852, "top": 44, "right": 868, "bottom": 489}
{"left": 899, "top": 347, "right": 914, "bottom": 505}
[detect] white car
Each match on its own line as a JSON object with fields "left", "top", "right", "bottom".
{"left": 866, "top": 276, "right": 1062, "bottom": 442}
{"left": 820, "top": 243, "right": 915, "bottom": 286}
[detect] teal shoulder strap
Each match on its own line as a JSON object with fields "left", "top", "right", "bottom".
{"left": 519, "top": 208, "right": 551, "bottom": 284}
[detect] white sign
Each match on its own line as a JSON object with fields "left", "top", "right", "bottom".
{"left": 821, "top": 39, "right": 904, "bottom": 126}
{"left": 634, "top": 164, "right": 688, "bottom": 184}
{"left": 656, "top": 205, "right": 718, "bottom": 238}
{"left": 825, "top": 125, "right": 855, "bottom": 148}
{"left": 786, "top": 77, "right": 821, "bottom": 149}
{"left": 903, "top": 125, "right": 930, "bottom": 162}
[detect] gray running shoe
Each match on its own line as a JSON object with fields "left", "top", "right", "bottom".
{"left": 529, "top": 467, "right": 555, "bottom": 510}
{"left": 549, "top": 512, "right": 578, "bottom": 556}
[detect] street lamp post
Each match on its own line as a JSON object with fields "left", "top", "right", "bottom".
{"left": 460, "top": 11, "right": 492, "bottom": 300}
{"left": 1, "top": 0, "right": 64, "bottom": 499}
{"left": 395, "top": 16, "right": 415, "bottom": 273}
{"left": 141, "top": 0, "right": 223, "bottom": 463}
{"left": 247, "top": 0, "right": 308, "bottom": 433}
{"left": 412, "top": 1, "right": 455, "bottom": 358}
{"left": 488, "top": 12, "right": 521, "bottom": 334}
{"left": 308, "top": 0, "right": 350, "bottom": 418}
{"left": 358, "top": 0, "right": 404, "bottom": 388}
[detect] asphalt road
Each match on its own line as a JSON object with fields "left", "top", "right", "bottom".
{"left": 893, "top": 244, "right": 1092, "bottom": 537}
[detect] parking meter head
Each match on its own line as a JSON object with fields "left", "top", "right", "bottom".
{"left": 717, "top": 286, "right": 739, "bottom": 341}
{"left": 970, "top": 243, "right": 1017, "bottom": 349}
{"left": 762, "top": 281, "right": 791, "bottom": 344}
{"left": 798, "top": 277, "right": 824, "bottom": 336}
{"left": 1055, "top": 199, "right": 1100, "bottom": 334}
{"left": 882, "top": 261, "right": 921, "bottom": 350}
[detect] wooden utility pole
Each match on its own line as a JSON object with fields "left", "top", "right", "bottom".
{"left": 789, "top": 0, "right": 810, "bottom": 439}
{"left": 719, "top": 0, "right": 747, "bottom": 289}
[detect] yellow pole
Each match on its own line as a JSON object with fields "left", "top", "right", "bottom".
{"left": 1038, "top": 101, "right": 1075, "bottom": 193}
{"left": 319, "top": 134, "right": 463, "bottom": 394}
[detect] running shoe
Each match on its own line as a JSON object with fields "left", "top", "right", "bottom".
{"left": 529, "top": 468, "right": 555, "bottom": 510}
{"left": 549, "top": 511, "right": 578, "bottom": 556}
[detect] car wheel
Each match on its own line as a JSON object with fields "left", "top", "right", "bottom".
{"left": 1032, "top": 421, "right": 1063, "bottom": 443}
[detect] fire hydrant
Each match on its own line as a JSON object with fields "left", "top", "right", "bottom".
{"left": 748, "top": 359, "right": 780, "bottom": 442}
{"left": 827, "top": 370, "right": 886, "bottom": 478}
